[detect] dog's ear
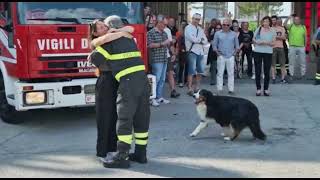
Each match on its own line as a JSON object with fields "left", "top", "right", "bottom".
{"left": 202, "top": 89, "right": 213, "bottom": 97}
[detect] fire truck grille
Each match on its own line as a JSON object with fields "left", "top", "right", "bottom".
{"left": 40, "top": 69, "right": 80, "bottom": 74}
{"left": 48, "top": 62, "right": 78, "bottom": 69}
{"left": 39, "top": 55, "right": 88, "bottom": 61}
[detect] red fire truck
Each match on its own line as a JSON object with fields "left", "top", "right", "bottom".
{"left": 0, "top": 2, "right": 148, "bottom": 124}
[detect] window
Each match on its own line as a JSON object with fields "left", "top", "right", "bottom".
{"left": 17, "top": 2, "right": 143, "bottom": 25}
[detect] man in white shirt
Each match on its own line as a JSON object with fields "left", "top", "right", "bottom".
{"left": 184, "top": 13, "right": 208, "bottom": 96}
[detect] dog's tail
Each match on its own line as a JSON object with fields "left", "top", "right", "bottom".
{"left": 249, "top": 120, "right": 266, "bottom": 141}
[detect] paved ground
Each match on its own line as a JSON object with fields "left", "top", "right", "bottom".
{"left": 0, "top": 77, "right": 320, "bottom": 178}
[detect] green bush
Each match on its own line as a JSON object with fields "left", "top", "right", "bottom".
{"left": 248, "top": 21, "right": 258, "bottom": 32}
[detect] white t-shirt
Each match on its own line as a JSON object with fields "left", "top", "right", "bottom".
{"left": 164, "top": 27, "right": 172, "bottom": 58}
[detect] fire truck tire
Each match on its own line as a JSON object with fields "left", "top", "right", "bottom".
{"left": 0, "top": 76, "right": 25, "bottom": 124}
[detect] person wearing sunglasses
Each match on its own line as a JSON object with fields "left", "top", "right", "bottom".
{"left": 184, "top": 13, "right": 208, "bottom": 96}
{"left": 213, "top": 19, "right": 240, "bottom": 95}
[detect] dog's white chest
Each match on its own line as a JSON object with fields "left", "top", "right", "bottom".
{"left": 196, "top": 103, "right": 207, "bottom": 120}
{"left": 196, "top": 103, "right": 215, "bottom": 122}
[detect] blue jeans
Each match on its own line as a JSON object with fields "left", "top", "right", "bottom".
{"left": 152, "top": 62, "right": 168, "bottom": 99}
{"left": 187, "top": 52, "right": 204, "bottom": 76}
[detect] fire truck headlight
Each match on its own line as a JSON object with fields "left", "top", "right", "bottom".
{"left": 24, "top": 91, "right": 47, "bottom": 105}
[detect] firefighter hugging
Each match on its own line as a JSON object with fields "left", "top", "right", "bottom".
{"left": 88, "top": 15, "right": 153, "bottom": 169}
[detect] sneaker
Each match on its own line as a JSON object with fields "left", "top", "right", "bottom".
{"left": 157, "top": 98, "right": 170, "bottom": 104}
{"left": 103, "top": 151, "right": 130, "bottom": 169}
{"left": 97, "top": 157, "right": 108, "bottom": 163}
{"left": 170, "top": 90, "right": 180, "bottom": 98}
{"left": 210, "top": 82, "right": 216, "bottom": 86}
{"left": 150, "top": 99, "right": 160, "bottom": 107}
{"left": 178, "top": 83, "right": 184, "bottom": 88}
{"left": 314, "top": 81, "right": 320, "bottom": 85}
{"left": 280, "top": 79, "right": 288, "bottom": 84}
{"left": 228, "top": 91, "right": 235, "bottom": 95}
{"left": 251, "top": 75, "right": 255, "bottom": 80}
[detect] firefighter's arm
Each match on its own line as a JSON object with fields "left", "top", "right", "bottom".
{"left": 91, "top": 31, "right": 133, "bottom": 47}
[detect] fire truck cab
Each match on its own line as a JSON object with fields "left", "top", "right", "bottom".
{"left": 0, "top": 2, "right": 148, "bottom": 124}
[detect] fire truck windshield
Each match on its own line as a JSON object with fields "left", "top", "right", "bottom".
{"left": 17, "top": 2, "right": 143, "bottom": 25}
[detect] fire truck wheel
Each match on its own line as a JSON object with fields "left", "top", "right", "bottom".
{"left": 0, "top": 76, "right": 25, "bottom": 124}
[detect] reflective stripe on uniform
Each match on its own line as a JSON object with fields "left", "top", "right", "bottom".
{"left": 135, "top": 139, "right": 148, "bottom": 145}
{"left": 316, "top": 73, "right": 320, "bottom": 80}
{"left": 134, "top": 132, "right": 148, "bottom": 138}
{"left": 118, "top": 134, "right": 133, "bottom": 145}
{"left": 96, "top": 46, "right": 141, "bottom": 60}
{"left": 134, "top": 132, "right": 148, "bottom": 145}
{"left": 115, "top": 65, "right": 145, "bottom": 81}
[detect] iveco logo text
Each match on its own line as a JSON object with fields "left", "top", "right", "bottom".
{"left": 37, "top": 38, "right": 89, "bottom": 50}
{"left": 77, "top": 61, "right": 96, "bottom": 73}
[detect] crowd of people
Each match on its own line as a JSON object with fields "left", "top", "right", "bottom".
{"left": 85, "top": 5, "right": 319, "bottom": 169}
{"left": 144, "top": 5, "right": 317, "bottom": 105}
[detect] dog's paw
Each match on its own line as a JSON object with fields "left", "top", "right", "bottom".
{"left": 189, "top": 133, "right": 197, "bottom": 137}
{"left": 220, "top": 132, "right": 226, "bottom": 137}
{"left": 224, "top": 137, "right": 231, "bottom": 141}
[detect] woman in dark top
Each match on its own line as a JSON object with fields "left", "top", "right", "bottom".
{"left": 239, "top": 21, "right": 254, "bottom": 77}
{"left": 207, "top": 20, "right": 221, "bottom": 85}
{"left": 177, "top": 20, "right": 188, "bottom": 87}
{"left": 88, "top": 19, "right": 133, "bottom": 163}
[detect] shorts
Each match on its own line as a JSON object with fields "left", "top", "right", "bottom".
{"left": 167, "top": 57, "right": 175, "bottom": 72}
{"left": 272, "top": 48, "right": 286, "bottom": 66}
{"left": 187, "top": 52, "right": 205, "bottom": 76}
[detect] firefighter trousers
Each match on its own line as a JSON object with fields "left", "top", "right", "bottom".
{"left": 116, "top": 71, "right": 151, "bottom": 152}
{"left": 95, "top": 71, "right": 119, "bottom": 157}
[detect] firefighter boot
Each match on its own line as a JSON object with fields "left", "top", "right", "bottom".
{"left": 129, "top": 145, "right": 147, "bottom": 164}
{"left": 103, "top": 151, "right": 130, "bottom": 169}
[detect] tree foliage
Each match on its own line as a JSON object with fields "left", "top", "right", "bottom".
{"left": 238, "top": 2, "right": 283, "bottom": 27}
{"left": 238, "top": 2, "right": 283, "bottom": 18}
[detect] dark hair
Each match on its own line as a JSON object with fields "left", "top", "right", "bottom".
{"left": 89, "top": 18, "right": 104, "bottom": 41}
{"left": 211, "top": 18, "right": 217, "bottom": 23}
{"left": 232, "top": 19, "right": 238, "bottom": 24}
{"left": 262, "top": 16, "right": 272, "bottom": 27}
{"left": 271, "top": 15, "right": 278, "bottom": 19}
{"left": 257, "top": 16, "right": 272, "bottom": 37}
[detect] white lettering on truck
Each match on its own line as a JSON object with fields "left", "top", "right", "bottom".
{"left": 37, "top": 38, "right": 136, "bottom": 51}
{"left": 37, "top": 38, "right": 75, "bottom": 50}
